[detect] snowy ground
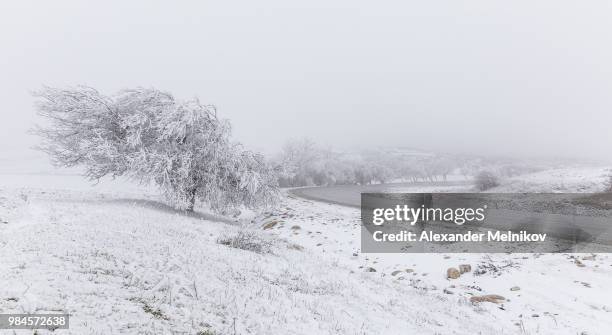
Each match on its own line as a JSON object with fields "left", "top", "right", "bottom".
{"left": 265, "top": 194, "right": 612, "bottom": 335}
{"left": 0, "top": 169, "right": 611, "bottom": 334}
{"left": 489, "top": 167, "right": 611, "bottom": 193}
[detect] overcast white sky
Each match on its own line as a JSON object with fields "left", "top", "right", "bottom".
{"left": 1, "top": 0, "right": 611, "bottom": 166}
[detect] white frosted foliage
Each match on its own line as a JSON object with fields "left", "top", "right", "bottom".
{"left": 33, "top": 86, "right": 278, "bottom": 212}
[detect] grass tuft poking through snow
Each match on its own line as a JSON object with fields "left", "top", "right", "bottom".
{"left": 217, "top": 230, "right": 273, "bottom": 254}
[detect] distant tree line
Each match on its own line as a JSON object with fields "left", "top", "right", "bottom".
{"left": 274, "top": 139, "right": 454, "bottom": 187}
{"left": 274, "top": 138, "right": 541, "bottom": 188}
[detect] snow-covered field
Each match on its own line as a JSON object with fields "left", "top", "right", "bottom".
{"left": 490, "top": 167, "right": 611, "bottom": 193}
{"left": 1, "top": 168, "right": 611, "bottom": 334}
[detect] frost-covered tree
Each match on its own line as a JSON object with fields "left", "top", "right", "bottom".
{"left": 605, "top": 170, "right": 612, "bottom": 193}
{"left": 33, "top": 86, "right": 278, "bottom": 212}
{"left": 474, "top": 170, "right": 500, "bottom": 191}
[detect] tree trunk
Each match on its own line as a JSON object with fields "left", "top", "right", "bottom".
{"left": 186, "top": 188, "right": 197, "bottom": 212}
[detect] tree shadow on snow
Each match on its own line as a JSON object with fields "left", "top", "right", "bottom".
{"left": 96, "top": 198, "right": 239, "bottom": 225}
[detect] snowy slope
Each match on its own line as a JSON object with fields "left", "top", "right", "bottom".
{"left": 0, "top": 185, "right": 510, "bottom": 335}
{"left": 1, "top": 169, "right": 611, "bottom": 334}
{"left": 264, "top": 193, "right": 612, "bottom": 335}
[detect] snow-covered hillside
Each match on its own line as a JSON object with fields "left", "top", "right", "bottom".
{"left": 0, "top": 186, "right": 508, "bottom": 335}
{"left": 1, "top": 168, "right": 611, "bottom": 334}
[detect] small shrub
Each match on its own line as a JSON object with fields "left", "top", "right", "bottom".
{"left": 474, "top": 171, "right": 500, "bottom": 191}
{"left": 605, "top": 171, "right": 612, "bottom": 192}
{"left": 217, "top": 230, "right": 273, "bottom": 254}
{"left": 287, "top": 243, "right": 304, "bottom": 251}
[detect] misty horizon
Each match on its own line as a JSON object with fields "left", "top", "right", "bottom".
{"left": 2, "top": 1, "right": 612, "bottom": 165}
